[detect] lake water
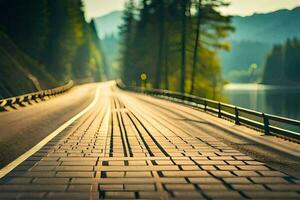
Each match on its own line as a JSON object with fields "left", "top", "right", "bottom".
{"left": 223, "top": 84, "right": 300, "bottom": 120}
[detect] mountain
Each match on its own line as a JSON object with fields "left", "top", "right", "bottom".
{"left": 94, "top": 11, "right": 124, "bottom": 79}
{"left": 94, "top": 8, "right": 300, "bottom": 83}
{"left": 230, "top": 7, "right": 300, "bottom": 44}
{"left": 221, "top": 7, "right": 300, "bottom": 83}
{"left": 94, "top": 11, "right": 123, "bottom": 38}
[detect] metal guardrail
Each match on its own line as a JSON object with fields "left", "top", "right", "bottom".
{"left": 117, "top": 81, "right": 300, "bottom": 142}
{"left": 0, "top": 80, "right": 74, "bottom": 111}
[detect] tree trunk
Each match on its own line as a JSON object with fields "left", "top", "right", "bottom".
{"left": 164, "top": 35, "right": 169, "bottom": 90}
{"left": 155, "top": 1, "right": 165, "bottom": 89}
{"left": 190, "top": 0, "right": 201, "bottom": 94}
{"left": 180, "top": 0, "right": 187, "bottom": 94}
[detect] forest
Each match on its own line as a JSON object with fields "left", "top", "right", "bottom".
{"left": 0, "top": 0, "right": 105, "bottom": 98}
{"left": 119, "top": 0, "right": 233, "bottom": 100}
{"left": 262, "top": 38, "right": 300, "bottom": 85}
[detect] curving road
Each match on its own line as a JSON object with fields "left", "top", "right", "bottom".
{"left": 0, "top": 83, "right": 97, "bottom": 168}
{"left": 0, "top": 82, "right": 299, "bottom": 200}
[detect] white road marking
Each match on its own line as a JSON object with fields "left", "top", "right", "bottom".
{"left": 0, "top": 84, "right": 101, "bottom": 178}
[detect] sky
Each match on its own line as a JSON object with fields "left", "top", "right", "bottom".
{"left": 83, "top": 0, "right": 300, "bottom": 20}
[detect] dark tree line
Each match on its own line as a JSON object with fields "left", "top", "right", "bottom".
{"left": 262, "top": 38, "right": 300, "bottom": 84}
{"left": 119, "top": 0, "right": 233, "bottom": 99}
{"left": 0, "top": 0, "right": 105, "bottom": 84}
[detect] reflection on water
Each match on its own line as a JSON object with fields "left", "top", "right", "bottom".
{"left": 223, "top": 84, "right": 300, "bottom": 120}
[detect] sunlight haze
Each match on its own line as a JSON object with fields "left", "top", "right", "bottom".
{"left": 83, "top": 0, "right": 300, "bottom": 19}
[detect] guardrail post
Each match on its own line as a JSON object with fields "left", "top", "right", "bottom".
{"left": 262, "top": 113, "right": 270, "bottom": 135}
{"left": 235, "top": 107, "right": 240, "bottom": 125}
{"left": 218, "top": 102, "right": 221, "bottom": 118}
{"left": 204, "top": 100, "right": 207, "bottom": 112}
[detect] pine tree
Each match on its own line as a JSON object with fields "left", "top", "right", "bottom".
{"left": 0, "top": 0, "right": 49, "bottom": 60}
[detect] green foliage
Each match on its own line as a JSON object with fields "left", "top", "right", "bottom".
{"left": 0, "top": 0, "right": 106, "bottom": 97}
{"left": 101, "top": 34, "right": 120, "bottom": 79}
{"left": 0, "top": 0, "right": 49, "bottom": 60}
{"left": 72, "top": 20, "right": 105, "bottom": 82}
{"left": 262, "top": 38, "right": 300, "bottom": 85}
{"left": 0, "top": 31, "right": 56, "bottom": 98}
{"left": 119, "top": 0, "right": 233, "bottom": 99}
{"left": 220, "top": 7, "right": 300, "bottom": 84}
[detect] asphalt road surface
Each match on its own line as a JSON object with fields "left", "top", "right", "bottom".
{"left": 0, "top": 82, "right": 299, "bottom": 200}
{"left": 0, "top": 83, "right": 97, "bottom": 168}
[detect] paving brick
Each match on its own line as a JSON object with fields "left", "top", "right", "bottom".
{"left": 237, "top": 165, "right": 270, "bottom": 171}
{"left": 46, "top": 192, "right": 97, "bottom": 200}
{"left": 223, "top": 177, "right": 251, "bottom": 184}
{"left": 244, "top": 191, "right": 300, "bottom": 199}
{"left": 162, "top": 171, "right": 209, "bottom": 177}
{"left": 181, "top": 165, "right": 201, "bottom": 170}
{"left": 55, "top": 166, "right": 94, "bottom": 171}
{"left": 173, "top": 160, "right": 195, "bottom": 165}
{"left": 217, "top": 165, "right": 238, "bottom": 170}
{"left": 250, "top": 177, "right": 288, "bottom": 184}
{"left": 188, "top": 177, "right": 221, "bottom": 184}
{"left": 30, "top": 166, "right": 56, "bottom": 171}
{"left": 266, "top": 184, "right": 300, "bottom": 191}
{"left": 258, "top": 171, "right": 287, "bottom": 177}
{"left": 197, "top": 184, "right": 228, "bottom": 190}
{"left": 209, "top": 156, "right": 235, "bottom": 161}
{"left": 128, "top": 161, "right": 147, "bottom": 166}
{"left": 124, "top": 184, "right": 155, "bottom": 191}
{"left": 232, "top": 184, "right": 267, "bottom": 191}
{"left": 99, "top": 178, "right": 156, "bottom": 184}
{"left": 204, "top": 191, "right": 243, "bottom": 199}
{"left": 165, "top": 184, "right": 195, "bottom": 190}
{"left": 105, "top": 191, "right": 135, "bottom": 199}
{"left": 56, "top": 172, "right": 94, "bottom": 178}
{"left": 126, "top": 171, "right": 152, "bottom": 177}
{"left": 210, "top": 171, "right": 235, "bottom": 177}
{"left": 17, "top": 192, "right": 46, "bottom": 199}
{"left": 106, "top": 172, "right": 125, "bottom": 177}
{"left": 0, "top": 185, "right": 66, "bottom": 192}
{"left": 1, "top": 89, "right": 300, "bottom": 199}
{"left": 195, "top": 160, "right": 227, "bottom": 165}
{"left": 61, "top": 161, "right": 96, "bottom": 166}
{"left": 173, "top": 191, "right": 204, "bottom": 198}
{"left": 99, "top": 184, "right": 123, "bottom": 191}
{"left": 233, "top": 171, "right": 260, "bottom": 177}
{"left": 139, "top": 191, "right": 161, "bottom": 199}
{"left": 154, "top": 160, "right": 173, "bottom": 165}
{"left": 67, "top": 184, "right": 94, "bottom": 192}
{"left": 1, "top": 178, "right": 33, "bottom": 184}
{"left": 227, "top": 161, "right": 245, "bottom": 165}
{"left": 33, "top": 178, "right": 70, "bottom": 184}
{"left": 22, "top": 171, "right": 56, "bottom": 177}
{"left": 95, "top": 165, "right": 179, "bottom": 171}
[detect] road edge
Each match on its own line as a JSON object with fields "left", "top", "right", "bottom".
{"left": 0, "top": 84, "right": 100, "bottom": 179}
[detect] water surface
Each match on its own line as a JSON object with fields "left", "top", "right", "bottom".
{"left": 223, "top": 84, "right": 300, "bottom": 120}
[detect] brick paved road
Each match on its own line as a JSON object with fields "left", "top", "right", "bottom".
{"left": 0, "top": 83, "right": 299, "bottom": 199}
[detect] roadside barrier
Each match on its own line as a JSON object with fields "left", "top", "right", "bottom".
{"left": 0, "top": 80, "right": 74, "bottom": 112}
{"left": 117, "top": 80, "right": 300, "bottom": 142}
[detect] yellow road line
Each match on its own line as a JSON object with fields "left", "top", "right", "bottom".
{"left": 0, "top": 84, "right": 101, "bottom": 179}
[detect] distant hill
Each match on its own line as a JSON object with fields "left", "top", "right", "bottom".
{"left": 230, "top": 7, "right": 300, "bottom": 44}
{"left": 94, "top": 8, "right": 300, "bottom": 83}
{"left": 221, "top": 7, "right": 300, "bottom": 82}
{"left": 94, "top": 11, "right": 124, "bottom": 79}
{"left": 94, "top": 11, "right": 123, "bottom": 38}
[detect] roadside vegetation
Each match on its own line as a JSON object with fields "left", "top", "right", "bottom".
{"left": 119, "top": 0, "right": 233, "bottom": 100}
{"left": 0, "top": 0, "right": 106, "bottom": 98}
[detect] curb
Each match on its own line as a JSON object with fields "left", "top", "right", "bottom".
{"left": 0, "top": 80, "right": 74, "bottom": 112}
